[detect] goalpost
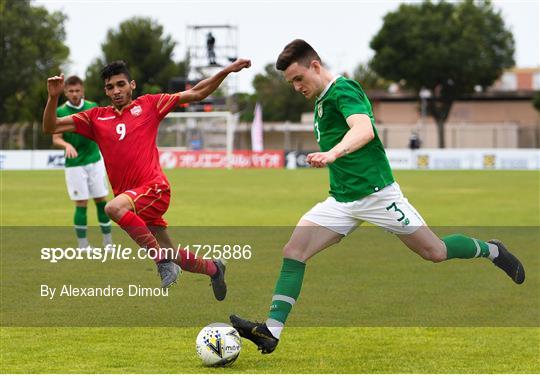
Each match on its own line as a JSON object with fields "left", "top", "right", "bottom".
{"left": 160, "top": 111, "right": 238, "bottom": 168}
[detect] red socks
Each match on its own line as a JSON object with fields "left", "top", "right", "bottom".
{"left": 174, "top": 249, "right": 217, "bottom": 276}
{"left": 118, "top": 211, "right": 163, "bottom": 263}
{"left": 117, "top": 211, "right": 218, "bottom": 275}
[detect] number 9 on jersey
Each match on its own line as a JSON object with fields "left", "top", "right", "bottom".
{"left": 116, "top": 123, "right": 126, "bottom": 140}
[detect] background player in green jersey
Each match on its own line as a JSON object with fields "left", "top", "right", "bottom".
{"left": 231, "top": 39, "right": 525, "bottom": 354}
{"left": 53, "top": 75, "right": 112, "bottom": 250}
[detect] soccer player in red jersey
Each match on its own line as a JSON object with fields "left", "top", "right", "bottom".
{"left": 43, "top": 59, "right": 251, "bottom": 297}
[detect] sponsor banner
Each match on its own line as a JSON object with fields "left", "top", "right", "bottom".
{"left": 386, "top": 149, "right": 414, "bottom": 170}
{"left": 287, "top": 149, "right": 540, "bottom": 170}
{"left": 2, "top": 149, "right": 538, "bottom": 170}
{"left": 0, "top": 150, "right": 65, "bottom": 170}
{"left": 286, "top": 150, "right": 416, "bottom": 170}
{"left": 285, "top": 150, "right": 318, "bottom": 169}
{"left": 399, "top": 149, "right": 540, "bottom": 170}
{"left": 159, "top": 150, "right": 284, "bottom": 169}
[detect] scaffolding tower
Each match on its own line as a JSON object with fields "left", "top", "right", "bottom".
{"left": 186, "top": 24, "right": 239, "bottom": 96}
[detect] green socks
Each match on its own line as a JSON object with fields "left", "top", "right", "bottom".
{"left": 266, "top": 258, "right": 306, "bottom": 339}
{"left": 74, "top": 203, "right": 113, "bottom": 248}
{"left": 74, "top": 206, "right": 88, "bottom": 248}
{"left": 95, "top": 201, "right": 112, "bottom": 245}
{"left": 95, "top": 201, "right": 112, "bottom": 233}
{"left": 443, "top": 234, "right": 498, "bottom": 260}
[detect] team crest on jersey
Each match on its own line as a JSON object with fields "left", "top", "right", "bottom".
{"left": 317, "top": 102, "right": 324, "bottom": 118}
{"left": 130, "top": 105, "right": 142, "bottom": 117}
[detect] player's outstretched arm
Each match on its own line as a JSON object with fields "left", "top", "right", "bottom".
{"left": 307, "top": 114, "right": 374, "bottom": 168}
{"left": 177, "top": 58, "right": 251, "bottom": 104}
{"left": 43, "top": 74, "right": 76, "bottom": 134}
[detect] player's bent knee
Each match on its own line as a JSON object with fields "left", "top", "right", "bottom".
{"left": 104, "top": 202, "right": 116, "bottom": 218}
{"left": 104, "top": 201, "right": 126, "bottom": 221}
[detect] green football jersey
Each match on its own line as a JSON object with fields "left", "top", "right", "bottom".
{"left": 314, "top": 76, "right": 394, "bottom": 202}
{"left": 56, "top": 99, "right": 101, "bottom": 167}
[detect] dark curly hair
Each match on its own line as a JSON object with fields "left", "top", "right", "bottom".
{"left": 100, "top": 60, "right": 131, "bottom": 81}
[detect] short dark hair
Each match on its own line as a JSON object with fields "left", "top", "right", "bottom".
{"left": 100, "top": 60, "right": 131, "bottom": 82}
{"left": 65, "top": 75, "right": 83, "bottom": 86}
{"left": 276, "top": 39, "right": 321, "bottom": 71}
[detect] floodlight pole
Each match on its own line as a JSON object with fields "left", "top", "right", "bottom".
{"left": 419, "top": 87, "right": 432, "bottom": 135}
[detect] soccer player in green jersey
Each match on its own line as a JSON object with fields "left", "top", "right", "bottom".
{"left": 231, "top": 39, "right": 525, "bottom": 354}
{"left": 53, "top": 75, "right": 112, "bottom": 250}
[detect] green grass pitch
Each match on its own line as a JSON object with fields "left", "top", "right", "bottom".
{"left": 1, "top": 168, "right": 539, "bottom": 373}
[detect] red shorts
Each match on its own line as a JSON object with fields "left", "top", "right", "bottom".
{"left": 120, "top": 179, "right": 171, "bottom": 227}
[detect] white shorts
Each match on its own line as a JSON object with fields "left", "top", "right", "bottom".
{"left": 301, "top": 182, "right": 425, "bottom": 235}
{"left": 65, "top": 160, "right": 109, "bottom": 201}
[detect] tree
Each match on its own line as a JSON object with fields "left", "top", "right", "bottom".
{"left": 233, "top": 92, "right": 256, "bottom": 122}
{"left": 0, "top": 0, "right": 69, "bottom": 124}
{"left": 370, "top": 0, "right": 515, "bottom": 147}
{"left": 250, "top": 63, "right": 314, "bottom": 122}
{"left": 85, "top": 17, "right": 187, "bottom": 104}
{"left": 353, "top": 62, "right": 390, "bottom": 91}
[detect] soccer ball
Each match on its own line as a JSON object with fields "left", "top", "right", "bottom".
{"left": 196, "top": 323, "right": 242, "bottom": 366}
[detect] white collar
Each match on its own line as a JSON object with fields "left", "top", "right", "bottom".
{"left": 317, "top": 75, "right": 340, "bottom": 100}
{"left": 66, "top": 99, "right": 85, "bottom": 110}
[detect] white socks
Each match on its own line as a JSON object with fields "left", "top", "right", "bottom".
{"left": 487, "top": 242, "right": 499, "bottom": 261}
{"left": 266, "top": 318, "right": 284, "bottom": 339}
